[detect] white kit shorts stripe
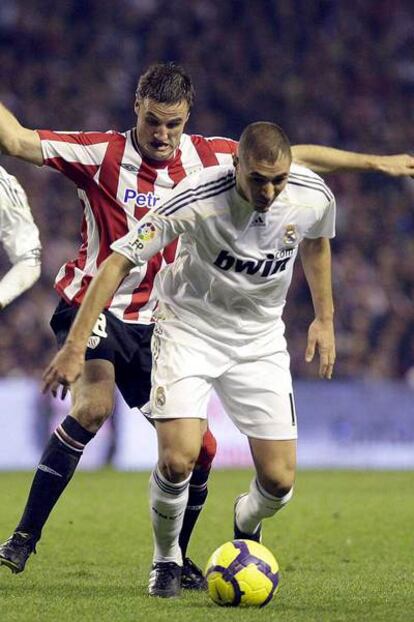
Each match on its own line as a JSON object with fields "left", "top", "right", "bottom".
{"left": 149, "top": 319, "right": 298, "bottom": 441}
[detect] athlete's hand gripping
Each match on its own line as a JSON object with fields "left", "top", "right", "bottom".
{"left": 42, "top": 343, "right": 85, "bottom": 397}
{"left": 305, "top": 318, "right": 335, "bottom": 379}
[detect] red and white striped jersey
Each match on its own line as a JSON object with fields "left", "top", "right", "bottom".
{"left": 38, "top": 129, "right": 237, "bottom": 324}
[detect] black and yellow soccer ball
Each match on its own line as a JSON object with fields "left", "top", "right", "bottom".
{"left": 205, "top": 539, "right": 280, "bottom": 607}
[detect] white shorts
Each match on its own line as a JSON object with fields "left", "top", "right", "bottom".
{"left": 149, "top": 319, "right": 297, "bottom": 441}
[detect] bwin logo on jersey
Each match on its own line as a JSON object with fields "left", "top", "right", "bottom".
{"left": 214, "top": 248, "right": 294, "bottom": 277}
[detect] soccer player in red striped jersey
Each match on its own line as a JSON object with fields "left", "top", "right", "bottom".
{"left": 0, "top": 62, "right": 413, "bottom": 583}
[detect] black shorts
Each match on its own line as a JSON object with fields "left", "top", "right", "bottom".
{"left": 50, "top": 298, "right": 153, "bottom": 409}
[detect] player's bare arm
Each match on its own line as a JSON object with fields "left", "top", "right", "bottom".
{"left": 291, "top": 145, "right": 414, "bottom": 177}
{"left": 42, "top": 252, "right": 134, "bottom": 395}
{"left": 0, "top": 103, "right": 43, "bottom": 165}
{"left": 299, "top": 237, "right": 335, "bottom": 380}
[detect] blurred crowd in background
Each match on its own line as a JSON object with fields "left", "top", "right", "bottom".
{"left": 0, "top": 0, "right": 413, "bottom": 382}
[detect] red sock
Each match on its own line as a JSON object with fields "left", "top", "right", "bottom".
{"left": 195, "top": 428, "right": 217, "bottom": 470}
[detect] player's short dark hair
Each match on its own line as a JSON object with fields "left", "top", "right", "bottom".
{"left": 238, "top": 122, "right": 291, "bottom": 163}
{"left": 136, "top": 62, "right": 195, "bottom": 109}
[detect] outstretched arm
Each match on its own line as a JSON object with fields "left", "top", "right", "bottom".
{"left": 300, "top": 237, "right": 335, "bottom": 379}
{"left": 292, "top": 145, "right": 414, "bottom": 177}
{"left": 0, "top": 102, "right": 43, "bottom": 165}
{"left": 42, "top": 252, "right": 133, "bottom": 394}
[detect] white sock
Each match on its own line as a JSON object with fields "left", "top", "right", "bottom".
{"left": 149, "top": 465, "right": 192, "bottom": 565}
{"left": 236, "top": 478, "right": 294, "bottom": 534}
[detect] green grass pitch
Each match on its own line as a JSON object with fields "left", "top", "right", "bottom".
{"left": 0, "top": 469, "right": 412, "bottom": 622}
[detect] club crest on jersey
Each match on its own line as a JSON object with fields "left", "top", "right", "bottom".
{"left": 154, "top": 386, "right": 166, "bottom": 408}
{"left": 283, "top": 224, "right": 297, "bottom": 246}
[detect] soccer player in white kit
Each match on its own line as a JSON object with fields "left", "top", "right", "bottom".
{"left": 0, "top": 165, "right": 41, "bottom": 309}
{"left": 43, "top": 121, "right": 335, "bottom": 597}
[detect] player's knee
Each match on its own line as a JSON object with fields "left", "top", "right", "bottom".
{"left": 195, "top": 428, "right": 217, "bottom": 470}
{"left": 259, "top": 469, "right": 295, "bottom": 498}
{"left": 71, "top": 400, "right": 113, "bottom": 433}
{"left": 160, "top": 449, "right": 198, "bottom": 483}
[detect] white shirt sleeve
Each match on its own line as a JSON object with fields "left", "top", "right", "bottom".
{"left": 304, "top": 196, "right": 336, "bottom": 239}
{"left": 0, "top": 168, "right": 42, "bottom": 306}
{"left": 0, "top": 170, "right": 42, "bottom": 265}
{"left": 0, "top": 262, "right": 41, "bottom": 308}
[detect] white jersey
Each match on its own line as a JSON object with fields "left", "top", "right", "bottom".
{"left": 0, "top": 165, "right": 41, "bottom": 265}
{"left": 111, "top": 163, "right": 335, "bottom": 339}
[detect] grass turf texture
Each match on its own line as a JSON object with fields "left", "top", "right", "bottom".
{"left": 0, "top": 470, "right": 412, "bottom": 622}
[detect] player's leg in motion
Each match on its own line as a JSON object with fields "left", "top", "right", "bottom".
{"left": 0, "top": 360, "right": 115, "bottom": 574}
{"left": 149, "top": 417, "right": 203, "bottom": 598}
{"left": 234, "top": 439, "right": 296, "bottom": 541}
{"left": 178, "top": 425, "right": 217, "bottom": 589}
{"left": 140, "top": 406, "right": 217, "bottom": 589}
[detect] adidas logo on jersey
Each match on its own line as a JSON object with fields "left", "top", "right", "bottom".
{"left": 213, "top": 248, "right": 294, "bottom": 278}
{"left": 251, "top": 214, "right": 266, "bottom": 227}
